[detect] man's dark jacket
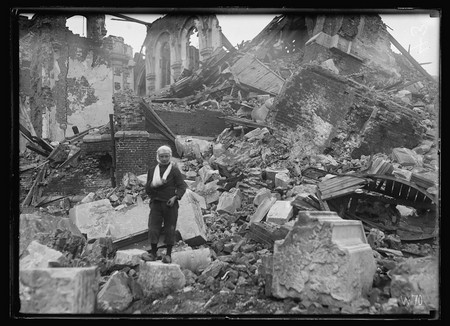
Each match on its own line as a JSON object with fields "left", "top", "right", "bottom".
{"left": 145, "top": 163, "right": 187, "bottom": 202}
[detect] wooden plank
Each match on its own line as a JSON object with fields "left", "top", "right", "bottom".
{"left": 316, "top": 190, "right": 330, "bottom": 211}
{"left": 400, "top": 183, "right": 412, "bottom": 200}
{"left": 140, "top": 100, "right": 177, "bottom": 141}
{"left": 320, "top": 178, "right": 367, "bottom": 195}
{"left": 392, "top": 180, "right": 402, "bottom": 198}
{"left": 321, "top": 184, "right": 365, "bottom": 200}
{"left": 318, "top": 175, "right": 357, "bottom": 188}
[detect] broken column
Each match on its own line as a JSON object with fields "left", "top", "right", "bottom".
{"left": 269, "top": 211, "right": 376, "bottom": 307}
{"left": 19, "top": 266, "right": 99, "bottom": 313}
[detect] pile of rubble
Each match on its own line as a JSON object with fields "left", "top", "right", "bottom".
{"left": 17, "top": 13, "right": 440, "bottom": 317}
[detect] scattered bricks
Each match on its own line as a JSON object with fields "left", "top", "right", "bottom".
{"left": 97, "top": 271, "right": 134, "bottom": 312}
{"left": 19, "top": 267, "right": 99, "bottom": 313}
{"left": 114, "top": 249, "right": 147, "bottom": 266}
{"left": 137, "top": 261, "right": 185, "bottom": 296}
{"left": 270, "top": 211, "right": 376, "bottom": 307}
{"left": 247, "top": 221, "right": 292, "bottom": 249}
{"left": 20, "top": 240, "right": 65, "bottom": 269}
{"left": 198, "top": 260, "right": 229, "bottom": 283}
{"left": 266, "top": 200, "right": 294, "bottom": 225}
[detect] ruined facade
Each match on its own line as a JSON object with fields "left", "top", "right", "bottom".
{"left": 141, "top": 14, "right": 223, "bottom": 94}
{"left": 18, "top": 14, "right": 135, "bottom": 145}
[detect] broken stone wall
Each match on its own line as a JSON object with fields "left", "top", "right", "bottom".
{"left": 303, "top": 14, "right": 402, "bottom": 87}
{"left": 269, "top": 65, "right": 426, "bottom": 158}
{"left": 18, "top": 14, "right": 135, "bottom": 144}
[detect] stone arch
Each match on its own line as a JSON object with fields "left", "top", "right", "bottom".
{"left": 153, "top": 31, "right": 172, "bottom": 91}
{"left": 179, "top": 16, "right": 201, "bottom": 72}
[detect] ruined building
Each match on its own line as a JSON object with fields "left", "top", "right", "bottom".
{"left": 18, "top": 14, "right": 135, "bottom": 147}
{"left": 137, "top": 14, "right": 230, "bottom": 95}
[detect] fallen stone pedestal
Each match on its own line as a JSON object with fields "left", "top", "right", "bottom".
{"left": 19, "top": 266, "right": 99, "bottom": 313}
{"left": 270, "top": 211, "right": 376, "bottom": 307}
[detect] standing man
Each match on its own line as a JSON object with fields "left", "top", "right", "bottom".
{"left": 142, "top": 145, "right": 187, "bottom": 263}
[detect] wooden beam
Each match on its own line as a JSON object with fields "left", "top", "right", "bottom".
{"left": 387, "top": 32, "right": 436, "bottom": 83}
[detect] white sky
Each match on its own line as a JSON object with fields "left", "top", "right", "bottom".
{"left": 40, "top": 12, "right": 441, "bottom": 77}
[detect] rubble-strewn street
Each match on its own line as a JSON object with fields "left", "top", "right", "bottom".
{"left": 14, "top": 10, "right": 439, "bottom": 319}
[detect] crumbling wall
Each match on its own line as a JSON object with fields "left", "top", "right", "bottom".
{"left": 19, "top": 14, "right": 135, "bottom": 142}
{"left": 270, "top": 65, "right": 355, "bottom": 149}
{"left": 303, "top": 14, "right": 401, "bottom": 88}
{"left": 269, "top": 65, "right": 426, "bottom": 158}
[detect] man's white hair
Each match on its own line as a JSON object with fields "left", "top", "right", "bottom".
{"left": 157, "top": 145, "right": 172, "bottom": 155}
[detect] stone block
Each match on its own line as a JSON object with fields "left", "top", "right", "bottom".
{"left": 249, "top": 196, "right": 277, "bottom": 224}
{"left": 97, "top": 271, "right": 133, "bottom": 312}
{"left": 19, "top": 267, "right": 99, "bottom": 313}
{"left": 20, "top": 241, "right": 65, "bottom": 270}
{"left": 266, "top": 200, "right": 294, "bottom": 225}
{"left": 265, "top": 168, "right": 289, "bottom": 183}
{"left": 137, "top": 261, "right": 185, "bottom": 296}
{"left": 270, "top": 211, "right": 376, "bottom": 307}
{"left": 190, "top": 191, "right": 207, "bottom": 210}
{"left": 198, "top": 164, "right": 220, "bottom": 183}
{"left": 216, "top": 188, "right": 242, "bottom": 214}
{"left": 172, "top": 248, "right": 212, "bottom": 274}
{"left": 253, "top": 188, "right": 272, "bottom": 206}
{"left": 275, "top": 172, "right": 290, "bottom": 188}
{"left": 114, "top": 249, "right": 147, "bottom": 266}
{"left": 177, "top": 189, "right": 207, "bottom": 246}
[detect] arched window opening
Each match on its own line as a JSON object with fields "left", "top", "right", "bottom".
{"left": 66, "top": 15, "right": 87, "bottom": 37}
{"left": 187, "top": 27, "right": 200, "bottom": 72}
{"left": 160, "top": 42, "right": 171, "bottom": 88}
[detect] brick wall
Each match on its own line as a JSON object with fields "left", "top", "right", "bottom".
{"left": 113, "top": 90, "right": 146, "bottom": 131}
{"left": 272, "top": 65, "right": 354, "bottom": 132}
{"left": 81, "top": 134, "right": 113, "bottom": 155}
{"left": 114, "top": 131, "right": 177, "bottom": 182}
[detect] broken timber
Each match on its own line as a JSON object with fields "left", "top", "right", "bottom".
{"left": 219, "top": 116, "right": 274, "bottom": 130}
{"left": 247, "top": 221, "right": 291, "bottom": 248}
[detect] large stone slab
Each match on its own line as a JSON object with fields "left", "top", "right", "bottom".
{"left": 266, "top": 200, "right": 294, "bottom": 225}
{"left": 137, "top": 261, "right": 186, "bottom": 296}
{"left": 108, "top": 197, "right": 149, "bottom": 240}
{"left": 177, "top": 189, "right": 207, "bottom": 246}
{"left": 69, "top": 198, "right": 149, "bottom": 241}
{"left": 97, "top": 271, "right": 133, "bottom": 312}
{"left": 69, "top": 199, "right": 114, "bottom": 239}
{"left": 270, "top": 211, "right": 376, "bottom": 307}
{"left": 19, "top": 267, "right": 99, "bottom": 313}
{"left": 20, "top": 240, "right": 64, "bottom": 270}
